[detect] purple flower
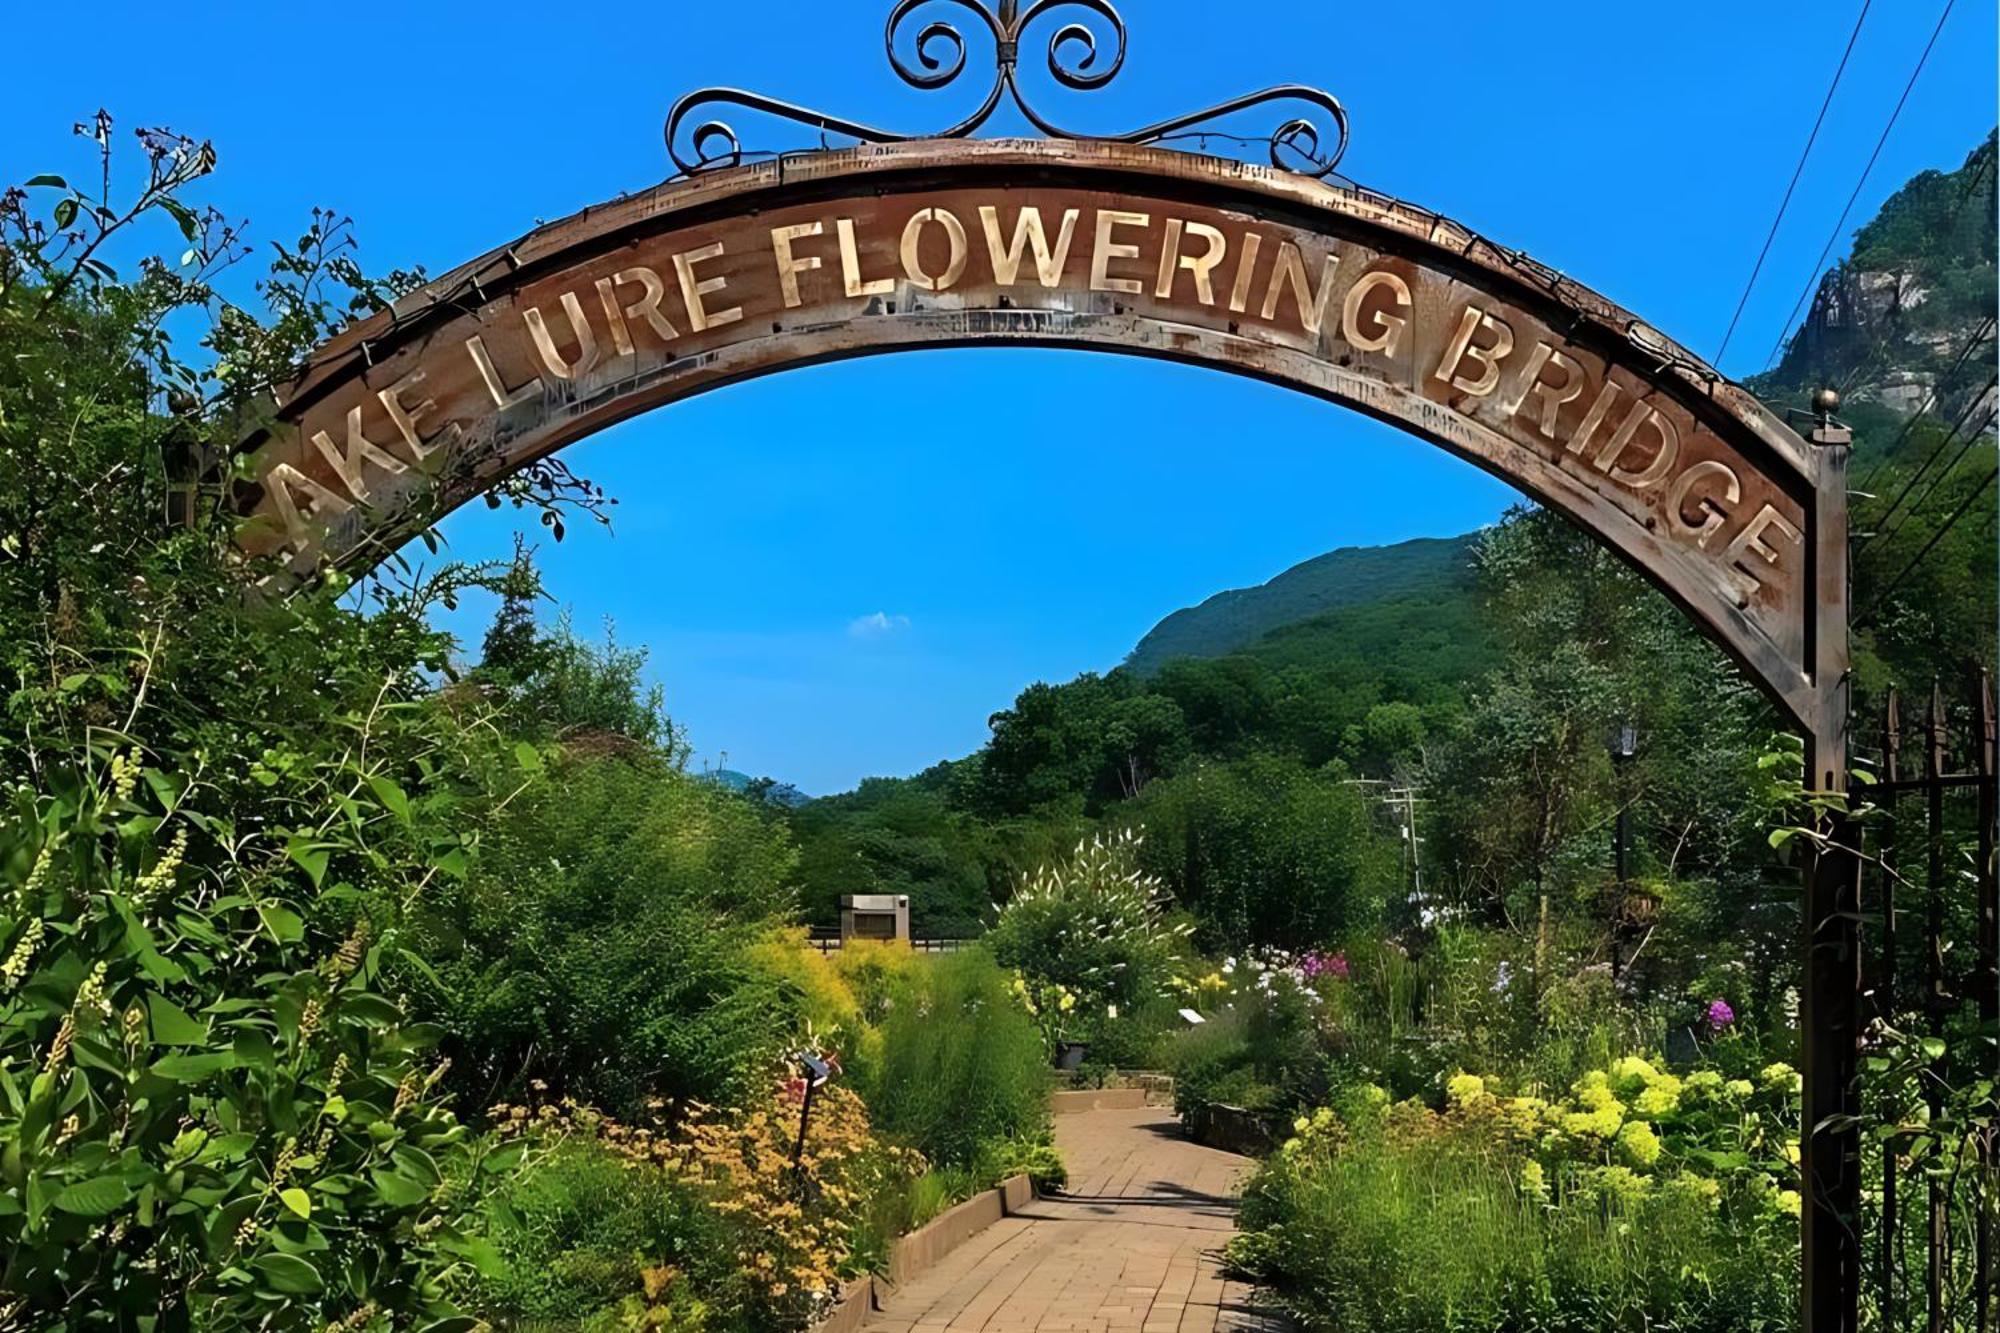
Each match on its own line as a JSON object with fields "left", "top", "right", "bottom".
{"left": 1298, "top": 951, "right": 1351, "bottom": 982}
{"left": 1706, "top": 998, "right": 1736, "bottom": 1031}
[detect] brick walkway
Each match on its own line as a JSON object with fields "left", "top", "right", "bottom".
{"left": 861, "top": 1105, "right": 1282, "bottom": 1333}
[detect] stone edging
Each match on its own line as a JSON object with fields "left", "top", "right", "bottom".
{"left": 816, "top": 1174, "right": 1035, "bottom": 1331}
{"left": 1051, "top": 1087, "right": 1149, "bottom": 1115}
{"left": 1185, "top": 1103, "right": 1283, "bottom": 1157}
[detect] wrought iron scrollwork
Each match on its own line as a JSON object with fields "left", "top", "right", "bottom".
{"left": 664, "top": 0, "right": 1349, "bottom": 179}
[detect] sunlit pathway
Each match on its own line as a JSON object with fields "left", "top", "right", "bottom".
{"left": 861, "top": 1106, "right": 1284, "bottom": 1333}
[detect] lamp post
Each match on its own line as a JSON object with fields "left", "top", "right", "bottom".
{"left": 1610, "top": 723, "right": 1638, "bottom": 980}
{"left": 790, "top": 1051, "right": 834, "bottom": 1197}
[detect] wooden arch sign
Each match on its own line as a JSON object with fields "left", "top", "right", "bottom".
{"left": 237, "top": 138, "right": 1849, "bottom": 769}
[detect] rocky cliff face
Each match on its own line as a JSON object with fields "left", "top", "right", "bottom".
{"left": 1757, "top": 133, "right": 1995, "bottom": 431}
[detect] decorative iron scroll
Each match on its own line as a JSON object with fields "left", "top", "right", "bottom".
{"left": 664, "top": 0, "right": 1349, "bottom": 179}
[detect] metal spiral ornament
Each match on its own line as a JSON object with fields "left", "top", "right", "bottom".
{"left": 665, "top": 0, "right": 1348, "bottom": 179}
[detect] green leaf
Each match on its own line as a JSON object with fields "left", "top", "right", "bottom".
{"left": 53, "top": 198, "right": 78, "bottom": 229}
{"left": 337, "top": 993, "right": 402, "bottom": 1029}
{"left": 365, "top": 775, "right": 411, "bottom": 826}
{"left": 147, "top": 992, "right": 208, "bottom": 1046}
{"left": 250, "top": 1252, "right": 324, "bottom": 1295}
{"left": 149, "top": 1051, "right": 236, "bottom": 1082}
{"left": 256, "top": 902, "right": 305, "bottom": 944}
{"left": 513, "top": 741, "right": 545, "bottom": 778}
{"left": 285, "top": 836, "right": 331, "bottom": 890}
{"left": 158, "top": 196, "right": 199, "bottom": 243}
{"left": 368, "top": 1168, "right": 431, "bottom": 1207}
{"left": 195, "top": 1132, "right": 258, "bottom": 1165}
{"left": 24, "top": 174, "right": 67, "bottom": 188}
{"left": 279, "top": 1187, "right": 312, "bottom": 1219}
{"left": 54, "top": 1175, "right": 133, "bottom": 1217}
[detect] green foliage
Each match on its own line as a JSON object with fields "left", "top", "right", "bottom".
{"left": 1126, "top": 755, "right": 1400, "bottom": 952}
{"left": 986, "top": 831, "right": 1188, "bottom": 1012}
{"left": 471, "top": 542, "right": 677, "bottom": 751}
{"left": 857, "top": 949, "right": 1051, "bottom": 1172}
{"left": 471, "top": 1137, "right": 736, "bottom": 1328}
{"left": 0, "top": 125, "right": 616, "bottom": 1326}
{"left": 1233, "top": 1115, "right": 1797, "bottom": 1332}
{"left": 410, "top": 753, "right": 801, "bottom": 1117}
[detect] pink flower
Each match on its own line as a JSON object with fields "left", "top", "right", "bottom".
{"left": 1706, "top": 999, "right": 1736, "bottom": 1030}
{"left": 1299, "top": 951, "right": 1350, "bottom": 982}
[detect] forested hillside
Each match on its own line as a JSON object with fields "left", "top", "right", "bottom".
{"left": 1125, "top": 535, "right": 1480, "bottom": 674}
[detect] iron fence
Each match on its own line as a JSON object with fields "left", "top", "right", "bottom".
{"left": 1854, "top": 675, "right": 1998, "bottom": 1333}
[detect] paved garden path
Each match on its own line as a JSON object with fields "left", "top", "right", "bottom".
{"left": 861, "top": 1105, "right": 1283, "bottom": 1333}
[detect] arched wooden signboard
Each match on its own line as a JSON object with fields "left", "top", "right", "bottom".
{"left": 231, "top": 37, "right": 1858, "bottom": 1329}
{"left": 237, "top": 138, "right": 1847, "bottom": 771}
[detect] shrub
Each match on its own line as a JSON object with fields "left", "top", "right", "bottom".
{"left": 858, "top": 949, "right": 1051, "bottom": 1172}
{"left": 1233, "top": 1098, "right": 1798, "bottom": 1332}
{"left": 986, "top": 831, "right": 1187, "bottom": 1012}
{"left": 412, "top": 753, "right": 802, "bottom": 1116}
{"left": 472, "top": 1137, "right": 738, "bottom": 1327}
{"left": 481, "top": 1074, "right": 923, "bottom": 1329}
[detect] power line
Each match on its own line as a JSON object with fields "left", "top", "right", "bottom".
{"left": 1853, "top": 315, "right": 1996, "bottom": 496}
{"left": 1761, "top": 0, "right": 1959, "bottom": 374}
{"left": 1856, "top": 373, "right": 1997, "bottom": 557}
{"left": 1837, "top": 146, "right": 1996, "bottom": 397}
{"left": 1855, "top": 461, "right": 1997, "bottom": 629}
{"left": 1889, "top": 402, "right": 2000, "bottom": 544}
{"left": 1713, "top": 0, "right": 1874, "bottom": 367}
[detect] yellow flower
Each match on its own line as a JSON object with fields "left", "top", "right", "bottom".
{"left": 1615, "top": 1120, "right": 1662, "bottom": 1169}
{"left": 1445, "top": 1072, "right": 1489, "bottom": 1109}
{"left": 1609, "top": 1056, "right": 1659, "bottom": 1096}
{"left": 1760, "top": 1063, "right": 1801, "bottom": 1095}
{"left": 1633, "top": 1074, "right": 1682, "bottom": 1117}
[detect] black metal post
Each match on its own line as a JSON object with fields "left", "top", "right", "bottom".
{"left": 1976, "top": 672, "right": 1996, "bottom": 1333}
{"left": 1802, "top": 801, "right": 1863, "bottom": 1333}
{"left": 1880, "top": 690, "right": 1904, "bottom": 1329}
{"left": 1926, "top": 686, "right": 1948, "bottom": 1333}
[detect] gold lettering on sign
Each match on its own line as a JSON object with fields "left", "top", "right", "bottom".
{"left": 377, "top": 369, "right": 446, "bottom": 461}
{"left": 979, "top": 206, "right": 1079, "bottom": 287}
{"left": 1434, "top": 304, "right": 1516, "bottom": 396}
{"left": 466, "top": 335, "right": 541, "bottom": 411}
{"left": 1261, "top": 242, "right": 1339, "bottom": 335}
{"left": 523, "top": 292, "right": 600, "bottom": 381}
{"left": 266, "top": 463, "right": 353, "bottom": 549}
{"left": 673, "top": 242, "right": 742, "bottom": 332}
{"left": 901, "top": 208, "right": 969, "bottom": 292}
{"left": 311, "top": 405, "right": 409, "bottom": 503}
{"left": 594, "top": 278, "right": 638, "bottom": 358}
{"left": 771, "top": 222, "right": 826, "bottom": 309}
{"left": 1723, "top": 505, "right": 1804, "bottom": 601}
{"left": 1091, "top": 210, "right": 1151, "bottom": 295}
{"left": 1155, "top": 218, "right": 1227, "bottom": 305}
{"left": 1569, "top": 380, "right": 1627, "bottom": 458}
{"left": 1594, "top": 402, "right": 1680, "bottom": 490}
{"left": 1227, "top": 233, "right": 1265, "bottom": 315}
{"left": 1508, "top": 342, "right": 1586, "bottom": 439}
{"left": 607, "top": 268, "right": 680, "bottom": 343}
{"left": 838, "top": 218, "right": 895, "bottom": 298}
{"left": 1341, "top": 270, "right": 1412, "bottom": 358}
{"left": 1668, "top": 460, "right": 1741, "bottom": 549}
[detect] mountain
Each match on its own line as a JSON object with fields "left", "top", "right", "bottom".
{"left": 1754, "top": 132, "right": 1996, "bottom": 464}
{"left": 1124, "top": 534, "right": 1482, "bottom": 675}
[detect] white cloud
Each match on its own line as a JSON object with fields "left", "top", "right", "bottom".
{"left": 848, "top": 612, "right": 911, "bottom": 639}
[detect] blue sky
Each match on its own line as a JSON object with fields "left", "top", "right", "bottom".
{"left": 3, "top": 1, "right": 1993, "bottom": 793}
